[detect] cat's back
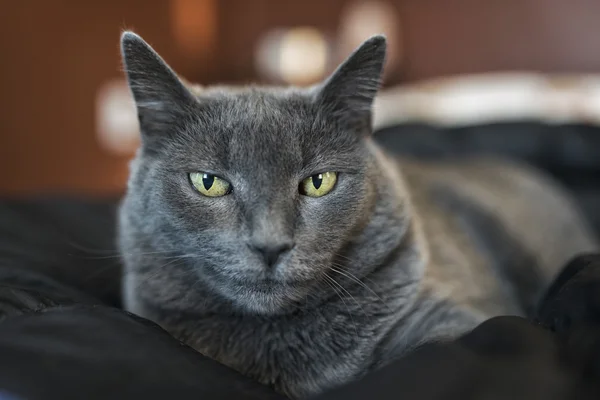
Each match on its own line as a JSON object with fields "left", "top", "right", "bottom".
{"left": 397, "top": 155, "right": 598, "bottom": 317}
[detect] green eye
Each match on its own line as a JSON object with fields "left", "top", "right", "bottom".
{"left": 300, "top": 172, "right": 337, "bottom": 197}
{"left": 189, "top": 172, "right": 232, "bottom": 197}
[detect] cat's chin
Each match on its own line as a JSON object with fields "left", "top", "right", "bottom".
{"left": 224, "top": 280, "right": 310, "bottom": 315}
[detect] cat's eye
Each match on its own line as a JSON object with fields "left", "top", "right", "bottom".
{"left": 300, "top": 172, "right": 337, "bottom": 197}
{"left": 189, "top": 172, "right": 232, "bottom": 197}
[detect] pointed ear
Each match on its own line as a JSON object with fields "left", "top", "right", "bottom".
{"left": 120, "top": 31, "right": 196, "bottom": 140}
{"left": 315, "top": 35, "right": 386, "bottom": 133}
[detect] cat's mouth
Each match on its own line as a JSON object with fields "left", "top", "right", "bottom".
{"left": 225, "top": 278, "right": 313, "bottom": 314}
{"left": 252, "top": 278, "right": 310, "bottom": 291}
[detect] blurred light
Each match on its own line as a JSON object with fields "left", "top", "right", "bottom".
{"left": 256, "top": 27, "right": 330, "bottom": 85}
{"left": 279, "top": 28, "right": 329, "bottom": 84}
{"left": 95, "top": 80, "right": 139, "bottom": 155}
{"left": 171, "top": 0, "right": 216, "bottom": 58}
{"left": 338, "top": 1, "right": 401, "bottom": 78}
{"left": 574, "top": 76, "right": 600, "bottom": 124}
{"left": 373, "top": 73, "right": 600, "bottom": 129}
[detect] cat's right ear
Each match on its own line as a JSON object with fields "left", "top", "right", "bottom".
{"left": 120, "top": 31, "right": 196, "bottom": 141}
{"left": 313, "top": 35, "right": 386, "bottom": 134}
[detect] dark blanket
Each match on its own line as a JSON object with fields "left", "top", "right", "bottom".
{"left": 0, "top": 198, "right": 122, "bottom": 307}
{"left": 1, "top": 121, "right": 600, "bottom": 399}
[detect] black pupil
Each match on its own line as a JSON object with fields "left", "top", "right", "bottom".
{"left": 202, "top": 174, "right": 215, "bottom": 190}
{"left": 312, "top": 174, "right": 323, "bottom": 189}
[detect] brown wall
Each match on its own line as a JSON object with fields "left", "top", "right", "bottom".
{"left": 396, "top": 0, "right": 600, "bottom": 81}
{"left": 0, "top": 1, "right": 174, "bottom": 196}
{"left": 2, "top": 0, "right": 600, "bottom": 196}
{"left": 208, "top": 0, "right": 600, "bottom": 83}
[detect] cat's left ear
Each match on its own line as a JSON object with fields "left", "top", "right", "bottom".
{"left": 120, "top": 31, "right": 197, "bottom": 142}
{"left": 315, "top": 35, "right": 386, "bottom": 133}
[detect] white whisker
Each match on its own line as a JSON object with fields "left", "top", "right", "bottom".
{"left": 323, "top": 274, "right": 359, "bottom": 340}
{"left": 324, "top": 272, "right": 369, "bottom": 319}
{"left": 329, "top": 264, "right": 391, "bottom": 311}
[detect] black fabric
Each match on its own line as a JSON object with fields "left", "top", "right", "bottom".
{"left": 0, "top": 307, "right": 284, "bottom": 400}
{"left": 535, "top": 254, "right": 600, "bottom": 381}
{"left": 0, "top": 197, "right": 122, "bottom": 307}
{"left": 0, "top": 266, "right": 99, "bottom": 320}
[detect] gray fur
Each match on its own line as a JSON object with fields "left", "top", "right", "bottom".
{"left": 118, "top": 32, "right": 598, "bottom": 398}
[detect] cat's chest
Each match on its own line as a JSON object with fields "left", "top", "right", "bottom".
{"left": 166, "top": 311, "right": 381, "bottom": 398}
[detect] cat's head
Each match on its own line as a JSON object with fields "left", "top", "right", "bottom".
{"left": 119, "top": 32, "right": 400, "bottom": 315}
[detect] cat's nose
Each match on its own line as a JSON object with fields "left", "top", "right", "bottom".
{"left": 249, "top": 241, "right": 294, "bottom": 268}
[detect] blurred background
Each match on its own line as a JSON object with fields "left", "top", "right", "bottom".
{"left": 2, "top": 0, "right": 600, "bottom": 197}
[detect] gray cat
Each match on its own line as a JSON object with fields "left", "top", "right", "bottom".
{"left": 118, "top": 31, "right": 598, "bottom": 398}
